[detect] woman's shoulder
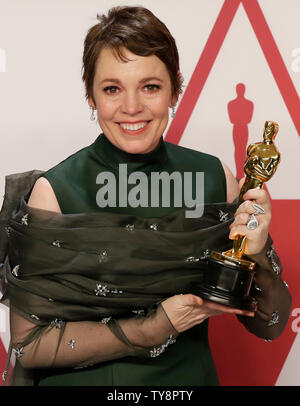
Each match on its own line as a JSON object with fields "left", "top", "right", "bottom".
{"left": 27, "top": 177, "right": 62, "bottom": 213}
{"left": 36, "top": 141, "right": 96, "bottom": 212}
{"left": 27, "top": 143, "right": 93, "bottom": 213}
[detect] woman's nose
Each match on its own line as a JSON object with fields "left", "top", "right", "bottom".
{"left": 121, "top": 91, "right": 143, "bottom": 116}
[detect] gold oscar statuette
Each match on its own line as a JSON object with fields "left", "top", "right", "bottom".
{"left": 196, "top": 121, "right": 280, "bottom": 310}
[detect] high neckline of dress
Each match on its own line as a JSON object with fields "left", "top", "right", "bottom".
{"left": 91, "top": 133, "right": 168, "bottom": 174}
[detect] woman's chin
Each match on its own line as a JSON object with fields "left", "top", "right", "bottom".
{"left": 118, "top": 138, "right": 159, "bottom": 155}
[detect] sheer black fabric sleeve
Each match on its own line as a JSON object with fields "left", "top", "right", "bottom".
{"left": 9, "top": 303, "right": 178, "bottom": 370}
{"left": 237, "top": 235, "right": 292, "bottom": 340}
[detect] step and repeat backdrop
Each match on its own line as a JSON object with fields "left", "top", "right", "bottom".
{"left": 0, "top": 0, "right": 299, "bottom": 386}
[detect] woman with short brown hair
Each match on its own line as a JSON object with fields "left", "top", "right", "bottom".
{"left": 1, "top": 5, "right": 290, "bottom": 386}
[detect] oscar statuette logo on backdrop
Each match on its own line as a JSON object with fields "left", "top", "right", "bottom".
{"left": 228, "top": 83, "right": 254, "bottom": 180}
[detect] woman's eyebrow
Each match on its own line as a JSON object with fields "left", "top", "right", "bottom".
{"left": 100, "top": 77, "right": 164, "bottom": 85}
{"left": 140, "top": 77, "right": 164, "bottom": 83}
{"left": 100, "top": 78, "right": 121, "bottom": 85}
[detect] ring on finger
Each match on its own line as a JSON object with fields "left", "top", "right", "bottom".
{"left": 253, "top": 203, "right": 265, "bottom": 215}
{"left": 247, "top": 213, "right": 259, "bottom": 230}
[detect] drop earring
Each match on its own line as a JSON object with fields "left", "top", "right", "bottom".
{"left": 90, "top": 106, "right": 96, "bottom": 121}
{"left": 171, "top": 105, "right": 176, "bottom": 119}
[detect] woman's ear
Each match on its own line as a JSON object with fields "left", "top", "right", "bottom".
{"left": 88, "top": 96, "right": 96, "bottom": 109}
{"left": 169, "top": 70, "right": 182, "bottom": 107}
{"left": 170, "top": 93, "right": 179, "bottom": 108}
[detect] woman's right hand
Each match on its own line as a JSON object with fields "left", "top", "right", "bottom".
{"left": 161, "top": 294, "right": 255, "bottom": 333}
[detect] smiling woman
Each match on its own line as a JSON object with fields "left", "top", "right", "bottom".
{"left": 1, "top": 5, "right": 291, "bottom": 387}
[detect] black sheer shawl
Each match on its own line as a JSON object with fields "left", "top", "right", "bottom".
{"left": 0, "top": 170, "right": 291, "bottom": 385}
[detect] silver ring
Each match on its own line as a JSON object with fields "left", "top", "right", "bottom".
{"left": 247, "top": 214, "right": 259, "bottom": 230}
{"left": 253, "top": 203, "right": 265, "bottom": 215}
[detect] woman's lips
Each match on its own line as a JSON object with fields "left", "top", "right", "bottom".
{"left": 117, "top": 120, "right": 151, "bottom": 135}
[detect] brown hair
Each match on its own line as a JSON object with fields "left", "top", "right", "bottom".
{"left": 82, "top": 6, "right": 183, "bottom": 104}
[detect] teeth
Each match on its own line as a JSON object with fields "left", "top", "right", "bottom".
{"left": 119, "top": 122, "right": 148, "bottom": 131}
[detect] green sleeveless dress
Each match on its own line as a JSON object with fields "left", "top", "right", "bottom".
{"left": 37, "top": 133, "right": 226, "bottom": 386}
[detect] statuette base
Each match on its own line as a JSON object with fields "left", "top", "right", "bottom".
{"left": 194, "top": 250, "right": 257, "bottom": 311}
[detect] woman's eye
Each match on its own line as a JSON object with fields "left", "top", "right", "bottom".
{"left": 144, "top": 84, "right": 160, "bottom": 92}
{"left": 103, "top": 86, "right": 119, "bottom": 94}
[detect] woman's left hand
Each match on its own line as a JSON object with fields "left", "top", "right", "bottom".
{"left": 229, "top": 178, "right": 272, "bottom": 255}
